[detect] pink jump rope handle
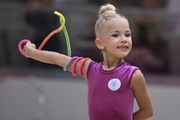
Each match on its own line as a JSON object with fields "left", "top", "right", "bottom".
{"left": 18, "top": 39, "right": 30, "bottom": 56}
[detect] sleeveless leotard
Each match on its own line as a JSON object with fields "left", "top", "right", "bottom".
{"left": 87, "top": 61, "right": 139, "bottom": 120}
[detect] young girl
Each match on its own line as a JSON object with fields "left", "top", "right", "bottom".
{"left": 23, "top": 3, "right": 153, "bottom": 120}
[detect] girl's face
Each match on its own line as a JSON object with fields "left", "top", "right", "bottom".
{"left": 100, "top": 16, "right": 132, "bottom": 59}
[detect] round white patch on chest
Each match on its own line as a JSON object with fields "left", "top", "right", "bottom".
{"left": 108, "top": 78, "right": 121, "bottom": 91}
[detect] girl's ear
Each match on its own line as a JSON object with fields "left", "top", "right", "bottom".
{"left": 95, "top": 38, "right": 104, "bottom": 49}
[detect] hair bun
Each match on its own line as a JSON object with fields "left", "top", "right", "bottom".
{"left": 99, "top": 4, "right": 116, "bottom": 17}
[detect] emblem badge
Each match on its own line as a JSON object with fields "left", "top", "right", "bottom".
{"left": 108, "top": 78, "right": 121, "bottom": 91}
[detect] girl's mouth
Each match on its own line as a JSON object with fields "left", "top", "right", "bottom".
{"left": 117, "top": 45, "right": 128, "bottom": 51}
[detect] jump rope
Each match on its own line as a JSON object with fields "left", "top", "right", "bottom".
{"left": 18, "top": 11, "right": 71, "bottom": 57}
{"left": 18, "top": 11, "right": 91, "bottom": 77}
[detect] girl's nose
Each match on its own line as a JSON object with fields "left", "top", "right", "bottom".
{"left": 120, "top": 36, "right": 127, "bottom": 43}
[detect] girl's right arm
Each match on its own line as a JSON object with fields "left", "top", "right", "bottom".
{"left": 23, "top": 41, "right": 91, "bottom": 80}
{"left": 24, "top": 41, "right": 71, "bottom": 67}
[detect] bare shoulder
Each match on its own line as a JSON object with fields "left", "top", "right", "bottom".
{"left": 130, "top": 70, "right": 149, "bottom": 100}
{"left": 84, "top": 59, "right": 93, "bottom": 68}
{"left": 130, "top": 70, "right": 146, "bottom": 89}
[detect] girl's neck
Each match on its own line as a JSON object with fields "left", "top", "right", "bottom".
{"left": 102, "top": 58, "right": 124, "bottom": 70}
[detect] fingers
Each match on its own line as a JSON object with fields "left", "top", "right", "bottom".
{"left": 24, "top": 41, "right": 36, "bottom": 49}
{"left": 32, "top": 44, "right": 36, "bottom": 48}
{"left": 23, "top": 41, "right": 36, "bottom": 57}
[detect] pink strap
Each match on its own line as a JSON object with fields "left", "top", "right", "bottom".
{"left": 72, "top": 57, "right": 83, "bottom": 76}
{"left": 18, "top": 39, "right": 30, "bottom": 56}
{"left": 79, "top": 58, "right": 91, "bottom": 77}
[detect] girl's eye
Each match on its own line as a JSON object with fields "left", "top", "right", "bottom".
{"left": 125, "top": 33, "right": 131, "bottom": 37}
{"left": 111, "top": 34, "right": 119, "bottom": 38}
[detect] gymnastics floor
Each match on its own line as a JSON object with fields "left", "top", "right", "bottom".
{"left": 0, "top": 73, "right": 180, "bottom": 120}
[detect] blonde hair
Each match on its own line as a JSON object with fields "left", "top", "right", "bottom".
{"left": 95, "top": 4, "right": 125, "bottom": 38}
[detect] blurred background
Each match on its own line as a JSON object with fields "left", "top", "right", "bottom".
{"left": 0, "top": 0, "right": 180, "bottom": 120}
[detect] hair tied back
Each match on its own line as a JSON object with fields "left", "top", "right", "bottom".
{"left": 99, "top": 4, "right": 116, "bottom": 17}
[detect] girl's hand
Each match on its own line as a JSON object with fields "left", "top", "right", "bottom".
{"left": 23, "top": 41, "right": 36, "bottom": 58}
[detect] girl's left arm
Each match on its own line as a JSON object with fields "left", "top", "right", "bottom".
{"left": 130, "top": 70, "right": 153, "bottom": 120}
